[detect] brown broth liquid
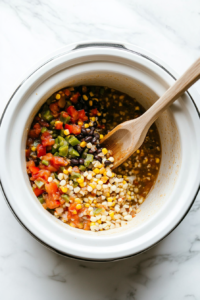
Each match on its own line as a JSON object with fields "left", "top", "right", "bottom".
{"left": 95, "top": 87, "right": 161, "bottom": 199}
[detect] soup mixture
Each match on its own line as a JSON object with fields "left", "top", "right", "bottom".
{"left": 26, "top": 86, "right": 161, "bottom": 231}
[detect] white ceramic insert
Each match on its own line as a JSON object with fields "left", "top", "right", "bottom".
{"left": 0, "top": 42, "right": 200, "bottom": 261}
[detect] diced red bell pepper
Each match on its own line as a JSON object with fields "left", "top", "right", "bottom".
{"left": 28, "top": 123, "right": 41, "bottom": 138}
{"left": 55, "top": 121, "right": 63, "bottom": 130}
{"left": 33, "top": 187, "right": 44, "bottom": 196}
{"left": 37, "top": 144, "right": 46, "bottom": 157}
{"left": 66, "top": 106, "right": 79, "bottom": 123}
{"left": 78, "top": 109, "right": 88, "bottom": 121}
{"left": 91, "top": 108, "right": 99, "bottom": 116}
{"left": 63, "top": 89, "right": 71, "bottom": 97}
{"left": 70, "top": 92, "right": 81, "bottom": 104}
{"left": 64, "top": 124, "right": 81, "bottom": 135}
{"left": 29, "top": 166, "right": 40, "bottom": 174}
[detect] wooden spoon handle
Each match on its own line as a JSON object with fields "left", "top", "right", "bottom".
{"left": 141, "top": 58, "right": 200, "bottom": 128}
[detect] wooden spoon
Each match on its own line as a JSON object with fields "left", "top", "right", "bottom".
{"left": 101, "top": 58, "right": 200, "bottom": 169}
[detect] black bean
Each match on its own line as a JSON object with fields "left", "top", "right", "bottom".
{"left": 79, "top": 158, "right": 85, "bottom": 165}
{"left": 94, "top": 132, "right": 100, "bottom": 139}
{"left": 75, "top": 103, "right": 83, "bottom": 110}
{"left": 88, "top": 149, "right": 95, "bottom": 154}
{"left": 71, "top": 158, "right": 79, "bottom": 165}
{"left": 81, "top": 128, "right": 87, "bottom": 135}
{"left": 91, "top": 137, "right": 97, "bottom": 144}
{"left": 90, "top": 127, "right": 95, "bottom": 135}
{"left": 94, "top": 155, "right": 102, "bottom": 162}
{"left": 76, "top": 145, "right": 83, "bottom": 154}
{"left": 97, "top": 148, "right": 103, "bottom": 154}
{"left": 96, "top": 143, "right": 101, "bottom": 149}
{"left": 84, "top": 136, "right": 93, "bottom": 143}
{"left": 93, "top": 121, "right": 97, "bottom": 127}
{"left": 77, "top": 134, "right": 84, "bottom": 140}
{"left": 105, "top": 160, "right": 112, "bottom": 166}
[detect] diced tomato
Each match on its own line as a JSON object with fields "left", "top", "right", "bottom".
{"left": 83, "top": 221, "right": 91, "bottom": 230}
{"left": 45, "top": 182, "right": 58, "bottom": 194}
{"left": 78, "top": 109, "right": 88, "bottom": 121}
{"left": 66, "top": 106, "right": 79, "bottom": 123}
{"left": 98, "top": 124, "right": 105, "bottom": 129}
{"left": 40, "top": 153, "right": 53, "bottom": 161}
{"left": 49, "top": 102, "right": 60, "bottom": 115}
{"left": 27, "top": 160, "right": 35, "bottom": 168}
{"left": 33, "top": 187, "right": 44, "bottom": 196}
{"left": 72, "top": 166, "right": 80, "bottom": 173}
{"left": 64, "top": 124, "right": 81, "bottom": 135}
{"left": 28, "top": 123, "right": 41, "bottom": 138}
{"left": 70, "top": 92, "right": 81, "bottom": 104}
{"left": 29, "top": 166, "right": 40, "bottom": 174}
{"left": 51, "top": 156, "right": 68, "bottom": 168}
{"left": 63, "top": 89, "right": 71, "bottom": 97}
{"left": 44, "top": 193, "right": 60, "bottom": 209}
{"left": 41, "top": 131, "right": 55, "bottom": 147}
{"left": 32, "top": 170, "right": 50, "bottom": 181}
{"left": 55, "top": 121, "right": 63, "bottom": 130}
{"left": 91, "top": 108, "right": 99, "bottom": 116}
{"left": 37, "top": 144, "right": 46, "bottom": 157}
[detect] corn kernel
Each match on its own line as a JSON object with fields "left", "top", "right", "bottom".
{"left": 89, "top": 92, "right": 94, "bottom": 97}
{"left": 135, "top": 106, "right": 140, "bottom": 110}
{"left": 76, "top": 204, "right": 82, "bottom": 210}
{"left": 80, "top": 141, "right": 87, "bottom": 148}
{"left": 89, "top": 122, "right": 93, "bottom": 127}
{"left": 69, "top": 222, "right": 75, "bottom": 227}
{"left": 89, "top": 183, "right": 96, "bottom": 189}
{"left": 75, "top": 198, "right": 82, "bottom": 203}
{"left": 93, "top": 168, "right": 100, "bottom": 174}
{"left": 91, "top": 117, "right": 96, "bottom": 122}
{"left": 93, "top": 200, "right": 97, "bottom": 204}
{"left": 111, "top": 173, "right": 115, "bottom": 178}
{"left": 31, "top": 146, "right": 36, "bottom": 151}
{"left": 123, "top": 181, "right": 126, "bottom": 184}
{"left": 61, "top": 187, "right": 68, "bottom": 193}
{"left": 97, "top": 164, "right": 103, "bottom": 169}
{"left": 127, "top": 191, "right": 131, "bottom": 195}
{"left": 155, "top": 158, "right": 160, "bottom": 163}
{"left": 83, "top": 95, "right": 88, "bottom": 101}
{"left": 109, "top": 211, "right": 115, "bottom": 219}
{"left": 90, "top": 222, "right": 96, "bottom": 226}
{"left": 84, "top": 124, "right": 89, "bottom": 128}
{"left": 106, "top": 193, "right": 110, "bottom": 197}
{"left": 64, "top": 129, "right": 70, "bottom": 135}
{"left": 102, "top": 148, "right": 108, "bottom": 155}
{"left": 100, "top": 134, "right": 104, "bottom": 140}
{"left": 127, "top": 196, "right": 132, "bottom": 200}
{"left": 97, "top": 220, "right": 102, "bottom": 224}
{"left": 79, "top": 183, "right": 85, "bottom": 188}
{"left": 103, "top": 171, "right": 107, "bottom": 176}
{"left": 99, "top": 168, "right": 105, "bottom": 174}
{"left": 63, "top": 169, "right": 68, "bottom": 174}
{"left": 68, "top": 166, "right": 72, "bottom": 173}
{"left": 55, "top": 93, "right": 61, "bottom": 100}
{"left": 72, "top": 210, "right": 77, "bottom": 214}
{"left": 111, "top": 202, "right": 116, "bottom": 206}
{"left": 97, "top": 112, "right": 101, "bottom": 116}
{"left": 85, "top": 203, "right": 90, "bottom": 208}
{"left": 77, "top": 177, "right": 84, "bottom": 183}
{"left": 137, "top": 149, "right": 140, "bottom": 153}
{"left": 89, "top": 200, "right": 92, "bottom": 204}
{"left": 107, "top": 197, "right": 113, "bottom": 202}
{"left": 89, "top": 100, "right": 93, "bottom": 106}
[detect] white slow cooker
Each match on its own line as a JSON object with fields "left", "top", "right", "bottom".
{"left": 0, "top": 41, "right": 200, "bottom": 261}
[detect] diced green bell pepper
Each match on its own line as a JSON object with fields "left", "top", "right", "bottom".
{"left": 60, "top": 112, "right": 71, "bottom": 124}
{"left": 73, "top": 182, "right": 79, "bottom": 188}
{"left": 41, "top": 160, "right": 49, "bottom": 166}
{"left": 93, "top": 207, "right": 103, "bottom": 215}
{"left": 41, "top": 127, "right": 48, "bottom": 133}
{"left": 61, "top": 195, "right": 70, "bottom": 202}
{"left": 65, "top": 100, "right": 72, "bottom": 108}
{"left": 59, "top": 145, "right": 68, "bottom": 157}
{"left": 69, "top": 136, "right": 80, "bottom": 146}
{"left": 38, "top": 195, "right": 44, "bottom": 204}
{"left": 71, "top": 172, "right": 81, "bottom": 179}
{"left": 84, "top": 154, "right": 94, "bottom": 167}
{"left": 79, "top": 165, "right": 86, "bottom": 171}
{"left": 68, "top": 147, "right": 79, "bottom": 157}
{"left": 54, "top": 152, "right": 59, "bottom": 156}
{"left": 81, "top": 148, "right": 88, "bottom": 159}
{"left": 35, "top": 180, "right": 44, "bottom": 189}
{"left": 42, "top": 110, "right": 53, "bottom": 122}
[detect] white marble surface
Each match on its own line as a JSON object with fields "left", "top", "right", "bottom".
{"left": 1, "top": 0, "right": 200, "bottom": 299}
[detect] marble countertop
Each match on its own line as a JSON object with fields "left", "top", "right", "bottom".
{"left": 1, "top": 0, "right": 200, "bottom": 299}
